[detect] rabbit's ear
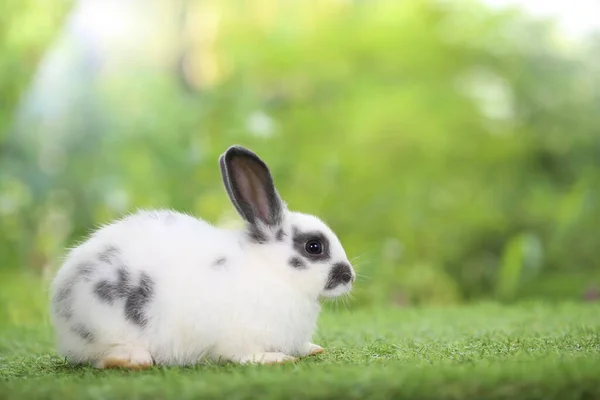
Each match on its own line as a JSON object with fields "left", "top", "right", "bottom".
{"left": 219, "top": 145, "right": 284, "bottom": 227}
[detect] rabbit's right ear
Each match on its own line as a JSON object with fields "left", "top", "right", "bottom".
{"left": 219, "top": 145, "right": 284, "bottom": 228}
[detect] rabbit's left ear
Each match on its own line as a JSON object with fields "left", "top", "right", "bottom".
{"left": 219, "top": 145, "right": 284, "bottom": 228}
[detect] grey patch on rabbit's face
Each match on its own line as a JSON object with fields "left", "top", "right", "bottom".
{"left": 276, "top": 228, "right": 286, "bottom": 242}
{"left": 71, "top": 323, "right": 94, "bottom": 342}
{"left": 288, "top": 256, "right": 306, "bottom": 269}
{"left": 94, "top": 267, "right": 131, "bottom": 304}
{"left": 292, "top": 226, "right": 331, "bottom": 263}
{"left": 97, "top": 245, "right": 120, "bottom": 264}
{"left": 325, "top": 262, "right": 353, "bottom": 290}
{"left": 124, "top": 272, "right": 155, "bottom": 327}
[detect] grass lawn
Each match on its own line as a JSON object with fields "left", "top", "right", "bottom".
{"left": 1, "top": 273, "right": 599, "bottom": 399}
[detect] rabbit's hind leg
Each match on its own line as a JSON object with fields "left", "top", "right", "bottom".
{"left": 95, "top": 344, "right": 154, "bottom": 370}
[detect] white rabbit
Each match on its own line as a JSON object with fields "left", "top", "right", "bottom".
{"left": 49, "top": 145, "right": 355, "bottom": 369}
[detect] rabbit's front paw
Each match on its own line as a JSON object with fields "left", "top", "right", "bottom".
{"left": 297, "top": 342, "right": 325, "bottom": 357}
{"left": 307, "top": 343, "right": 325, "bottom": 355}
{"left": 238, "top": 352, "right": 297, "bottom": 365}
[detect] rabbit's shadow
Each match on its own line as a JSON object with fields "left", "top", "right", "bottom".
{"left": 43, "top": 354, "right": 326, "bottom": 377}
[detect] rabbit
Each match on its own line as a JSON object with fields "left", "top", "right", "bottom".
{"left": 49, "top": 145, "right": 355, "bottom": 369}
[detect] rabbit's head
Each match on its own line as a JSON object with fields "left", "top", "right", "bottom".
{"left": 220, "top": 145, "right": 355, "bottom": 299}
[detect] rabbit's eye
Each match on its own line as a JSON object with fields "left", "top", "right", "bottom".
{"left": 305, "top": 239, "right": 323, "bottom": 255}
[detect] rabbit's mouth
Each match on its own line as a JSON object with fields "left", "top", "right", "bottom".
{"left": 321, "top": 281, "right": 353, "bottom": 298}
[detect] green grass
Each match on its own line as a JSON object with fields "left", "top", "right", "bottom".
{"left": 1, "top": 272, "right": 599, "bottom": 399}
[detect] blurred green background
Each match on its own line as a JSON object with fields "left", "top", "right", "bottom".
{"left": 1, "top": 0, "right": 599, "bottom": 315}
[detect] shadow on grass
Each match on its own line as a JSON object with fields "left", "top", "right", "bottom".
{"left": 3, "top": 351, "right": 331, "bottom": 380}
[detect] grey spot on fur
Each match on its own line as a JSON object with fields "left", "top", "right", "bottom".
{"left": 55, "top": 247, "right": 155, "bottom": 330}
{"left": 292, "top": 226, "right": 331, "bottom": 262}
{"left": 76, "top": 262, "right": 96, "bottom": 282}
{"left": 71, "top": 324, "right": 94, "bottom": 342}
{"left": 210, "top": 257, "right": 228, "bottom": 271}
{"left": 53, "top": 286, "right": 74, "bottom": 320}
{"left": 94, "top": 263, "right": 154, "bottom": 328}
{"left": 94, "top": 280, "right": 116, "bottom": 304}
{"left": 247, "top": 224, "right": 268, "bottom": 244}
{"left": 289, "top": 256, "right": 306, "bottom": 269}
{"left": 124, "top": 273, "right": 155, "bottom": 327}
{"left": 93, "top": 248, "right": 155, "bottom": 328}
{"left": 325, "top": 262, "right": 353, "bottom": 290}
{"left": 116, "top": 268, "right": 131, "bottom": 291}
{"left": 276, "top": 228, "right": 286, "bottom": 241}
{"left": 54, "top": 285, "right": 72, "bottom": 304}
{"left": 213, "top": 257, "right": 227, "bottom": 266}
{"left": 52, "top": 261, "right": 98, "bottom": 320}
{"left": 94, "top": 267, "right": 131, "bottom": 304}
{"left": 98, "top": 245, "right": 120, "bottom": 264}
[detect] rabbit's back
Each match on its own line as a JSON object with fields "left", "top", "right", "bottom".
{"left": 50, "top": 209, "right": 241, "bottom": 365}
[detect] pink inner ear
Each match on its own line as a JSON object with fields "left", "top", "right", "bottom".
{"left": 233, "top": 160, "right": 271, "bottom": 223}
